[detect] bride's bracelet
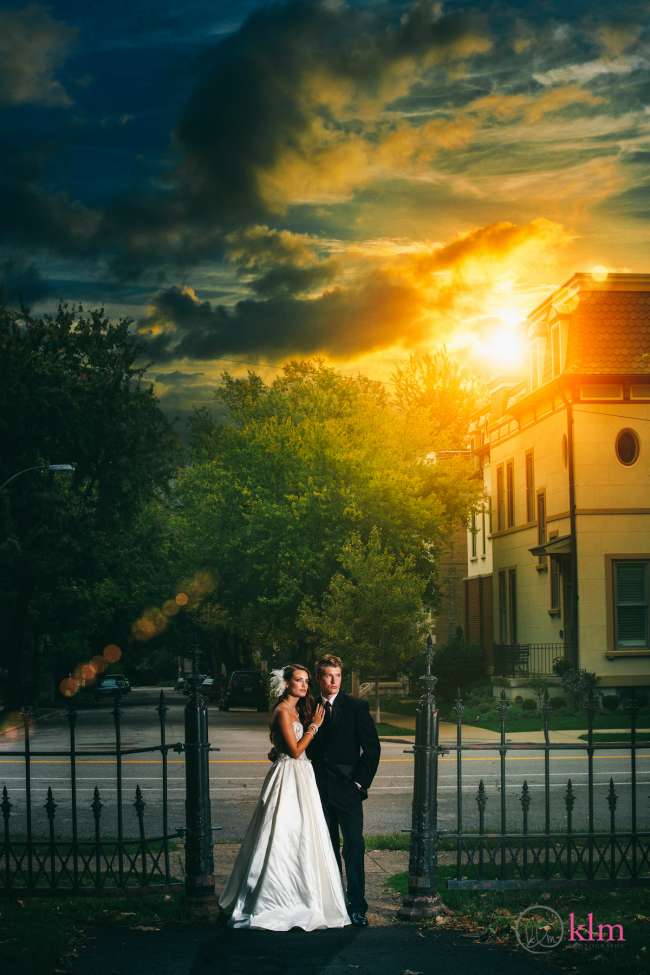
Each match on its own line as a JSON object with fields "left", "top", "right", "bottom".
{"left": 308, "top": 723, "right": 319, "bottom": 735}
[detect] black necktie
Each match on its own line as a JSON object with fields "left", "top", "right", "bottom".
{"left": 323, "top": 699, "right": 332, "bottom": 726}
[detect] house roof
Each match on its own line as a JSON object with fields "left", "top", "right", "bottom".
{"left": 565, "top": 288, "right": 650, "bottom": 376}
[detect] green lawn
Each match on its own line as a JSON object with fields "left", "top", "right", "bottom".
{"left": 381, "top": 690, "right": 650, "bottom": 734}
{"left": 376, "top": 722, "right": 413, "bottom": 737}
{"left": 578, "top": 732, "right": 650, "bottom": 743}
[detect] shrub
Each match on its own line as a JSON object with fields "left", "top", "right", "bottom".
{"left": 550, "top": 697, "right": 566, "bottom": 710}
{"left": 602, "top": 696, "right": 619, "bottom": 712}
{"left": 432, "top": 632, "right": 486, "bottom": 701}
{"left": 552, "top": 659, "right": 598, "bottom": 709}
{"left": 620, "top": 688, "right": 648, "bottom": 708}
{"left": 522, "top": 698, "right": 537, "bottom": 711}
{"left": 514, "top": 695, "right": 524, "bottom": 705}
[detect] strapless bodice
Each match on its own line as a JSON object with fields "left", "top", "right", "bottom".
{"left": 271, "top": 720, "right": 307, "bottom": 760}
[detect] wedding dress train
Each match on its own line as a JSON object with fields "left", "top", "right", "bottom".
{"left": 219, "top": 721, "right": 351, "bottom": 931}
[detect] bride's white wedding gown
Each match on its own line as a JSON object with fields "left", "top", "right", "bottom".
{"left": 219, "top": 720, "right": 351, "bottom": 931}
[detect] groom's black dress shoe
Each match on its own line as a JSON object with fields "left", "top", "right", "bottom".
{"left": 350, "top": 912, "right": 368, "bottom": 927}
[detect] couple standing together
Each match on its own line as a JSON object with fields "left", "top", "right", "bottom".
{"left": 219, "top": 654, "right": 381, "bottom": 931}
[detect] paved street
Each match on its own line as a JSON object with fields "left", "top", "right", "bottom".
{"left": 1, "top": 690, "right": 648, "bottom": 841}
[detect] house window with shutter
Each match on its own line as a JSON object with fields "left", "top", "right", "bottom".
{"left": 496, "top": 465, "right": 505, "bottom": 531}
{"left": 614, "top": 560, "right": 649, "bottom": 648}
{"left": 525, "top": 450, "right": 534, "bottom": 523}
{"left": 506, "top": 460, "right": 515, "bottom": 527}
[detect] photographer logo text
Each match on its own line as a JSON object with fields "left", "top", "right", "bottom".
{"left": 515, "top": 906, "right": 625, "bottom": 954}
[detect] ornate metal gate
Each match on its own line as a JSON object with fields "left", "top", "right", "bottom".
{"left": 1, "top": 664, "right": 215, "bottom": 897}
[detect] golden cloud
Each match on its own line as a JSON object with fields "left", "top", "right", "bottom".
{"left": 469, "top": 85, "right": 605, "bottom": 124}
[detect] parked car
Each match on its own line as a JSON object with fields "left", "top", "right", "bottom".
{"left": 94, "top": 674, "right": 131, "bottom": 701}
{"left": 220, "top": 671, "right": 268, "bottom": 712}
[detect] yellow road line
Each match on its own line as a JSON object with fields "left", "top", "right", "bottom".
{"left": 0, "top": 754, "right": 648, "bottom": 767}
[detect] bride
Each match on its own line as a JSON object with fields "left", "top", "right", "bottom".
{"left": 218, "top": 663, "right": 351, "bottom": 931}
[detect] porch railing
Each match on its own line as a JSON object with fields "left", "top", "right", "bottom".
{"left": 493, "top": 642, "right": 567, "bottom": 677}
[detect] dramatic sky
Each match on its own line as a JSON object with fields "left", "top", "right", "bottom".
{"left": 1, "top": 0, "right": 649, "bottom": 414}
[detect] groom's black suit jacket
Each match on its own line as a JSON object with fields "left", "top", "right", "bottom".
{"left": 307, "top": 691, "right": 381, "bottom": 812}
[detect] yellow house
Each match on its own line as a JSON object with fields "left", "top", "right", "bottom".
{"left": 469, "top": 273, "right": 650, "bottom": 701}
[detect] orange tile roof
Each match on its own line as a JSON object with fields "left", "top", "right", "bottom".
{"left": 565, "top": 289, "right": 650, "bottom": 376}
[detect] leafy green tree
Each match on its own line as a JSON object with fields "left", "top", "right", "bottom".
{"left": 175, "top": 360, "right": 481, "bottom": 668}
{"left": 299, "top": 528, "right": 429, "bottom": 672}
{"left": 0, "top": 305, "right": 177, "bottom": 707}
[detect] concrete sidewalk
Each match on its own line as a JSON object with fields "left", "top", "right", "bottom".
{"left": 67, "top": 846, "right": 548, "bottom": 975}
{"left": 69, "top": 921, "right": 542, "bottom": 975}
{"left": 380, "top": 711, "right": 646, "bottom": 745}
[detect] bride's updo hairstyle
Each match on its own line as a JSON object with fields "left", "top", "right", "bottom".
{"left": 271, "top": 663, "right": 315, "bottom": 728}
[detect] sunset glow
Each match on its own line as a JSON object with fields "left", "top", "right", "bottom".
{"left": 0, "top": 0, "right": 647, "bottom": 400}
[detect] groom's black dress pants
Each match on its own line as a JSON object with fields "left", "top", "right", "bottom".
{"left": 321, "top": 798, "right": 366, "bottom": 915}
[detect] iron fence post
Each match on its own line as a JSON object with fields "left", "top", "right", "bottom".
{"left": 184, "top": 644, "right": 216, "bottom": 903}
{"left": 399, "top": 634, "right": 451, "bottom": 919}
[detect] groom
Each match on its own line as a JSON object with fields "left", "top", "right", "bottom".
{"left": 308, "top": 654, "right": 381, "bottom": 927}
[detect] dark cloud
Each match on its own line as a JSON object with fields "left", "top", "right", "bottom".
{"left": 0, "top": 140, "right": 99, "bottom": 258}
{"left": 0, "top": 256, "right": 50, "bottom": 306}
{"left": 174, "top": 0, "right": 490, "bottom": 221}
{"left": 154, "top": 370, "right": 205, "bottom": 384}
{"left": 139, "top": 273, "right": 425, "bottom": 361}
{"left": 0, "top": 4, "right": 76, "bottom": 107}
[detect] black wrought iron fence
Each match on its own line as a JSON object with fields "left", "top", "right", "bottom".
{"left": 401, "top": 681, "right": 650, "bottom": 913}
{"left": 493, "top": 642, "right": 567, "bottom": 677}
{"left": 0, "top": 692, "right": 185, "bottom": 894}
{"left": 447, "top": 691, "right": 650, "bottom": 889}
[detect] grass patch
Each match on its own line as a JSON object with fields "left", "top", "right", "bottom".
{"left": 0, "top": 892, "right": 192, "bottom": 975}
{"left": 579, "top": 733, "right": 650, "bottom": 743}
{"left": 386, "top": 866, "right": 650, "bottom": 972}
{"left": 380, "top": 697, "right": 418, "bottom": 716}
{"left": 383, "top": 685, "right": 650, "bottom": 734}
{"left": 365, "top": 833, "right": 411, "bottom": 851}
{"left": 376, "top": 722, "right": 413, "bottom": 736}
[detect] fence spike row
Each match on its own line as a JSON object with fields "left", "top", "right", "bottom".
{"left": 520, "top": 780, "right": 531, "bottom": 812}
{"left": 453, "top": 687, "right": 464, "bottom": 719}
{"left": 1, "top": 785, "right": 11, "bottom": 821}
{"left": 44, "top": 786, "right": 57, "bottom": 821}
{"left": 91, "top": 785, "right": 103, "bottom": 821}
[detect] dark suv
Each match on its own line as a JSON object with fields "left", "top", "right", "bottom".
{"left": 94, "top": 674, "right": 131, "bottom": 701}
{"left": 220, "top": 671, "right": 268, "bottom": 712}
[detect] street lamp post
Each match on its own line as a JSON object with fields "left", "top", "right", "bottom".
{"left": 0, "top": 464, "right": 76, "bottom": 493}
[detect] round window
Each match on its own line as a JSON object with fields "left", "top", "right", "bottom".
{"left": 615, "top": 428, "right": 640, "bottom": 466}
